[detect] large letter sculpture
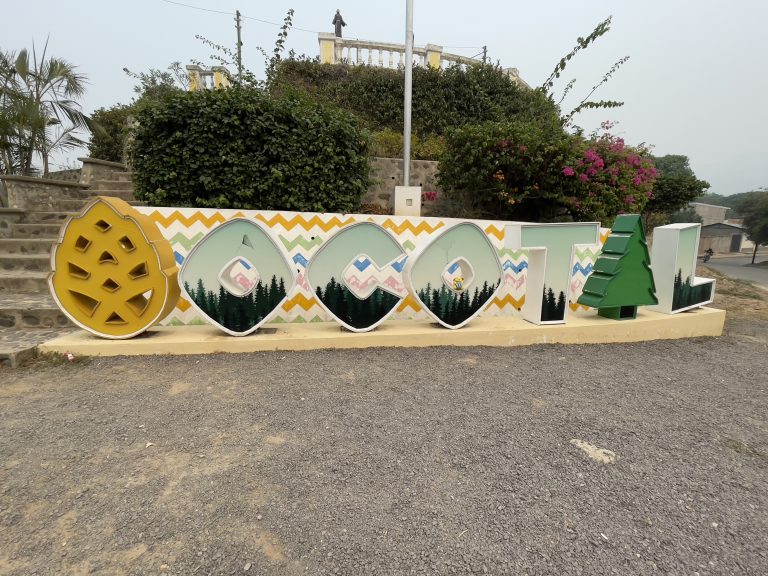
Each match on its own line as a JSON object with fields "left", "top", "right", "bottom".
{"left": 505, "top": 222, "right": 601, "bottom": 325}
{"left": 49, "top": 196, "right": 180, "bottom": 338}
{"left": 406, "top": 222, "right": 503, "bottom": 329}
{"left": 306, "top": 222, "right": 408, "bottom": 332}
{"left": 649, "top": 223, "right": 715, "bottom": 313}
{"left": 578, "top": 214, "right": 658, "bottom": 320}
{"left": 179, "top": 218, "right": 296, "bottom": 336}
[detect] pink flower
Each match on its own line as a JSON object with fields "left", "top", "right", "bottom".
{"left": 584, "top": 149, "right": 600, "bottom": 163}
{"left": 562, "top": 166, "right": 575, "bottom": 176}
{"left": 624, "top": 195, "right": 636, "bottom": 205}
{"left": 593, "top": 158, "right": 605, "bottom": 169}
{"left": 579, "top": 173, "right": 590, "bottom": 182}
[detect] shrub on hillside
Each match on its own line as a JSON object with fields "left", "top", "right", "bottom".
{"left": 272, "top": 60, "right": 560, "bottom": 136}
{"left": 370, "top": 128, "right": 445, "bottom": 160}
{"left": 437, "top": 121, "right": 657, "bottom": 223}
{"left": 131, "top": 88, "right": 371, "bottom": 212}
{"left": 88, "top": 104, "right": 133, "bottom": 163}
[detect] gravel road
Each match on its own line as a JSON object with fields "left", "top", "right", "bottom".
{"left": 1, "top": 317, "right": 767, "bottom": 575}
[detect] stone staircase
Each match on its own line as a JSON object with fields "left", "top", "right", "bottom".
{"left": 0, "top": 170, "right": 143, "bottom": 366}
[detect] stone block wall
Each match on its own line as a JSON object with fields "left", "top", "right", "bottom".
{"left": 365, "top": 157, "right": 442, "bottom": 215}
{"left": 78, "top": 157, "right": 127, "bottom": 185}
{"left": 0, "top": 175, "right": 89, "bottom": 210}
{"left": 46, "top": 169, "right": 81, "bottom": 182}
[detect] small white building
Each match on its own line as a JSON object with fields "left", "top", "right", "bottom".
{"left": 690, "top": 202, "right": 729, "bottom": 226}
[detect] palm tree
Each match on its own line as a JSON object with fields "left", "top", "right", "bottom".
{"left": 1, "top": 40, "right": 94, "bottom": 176}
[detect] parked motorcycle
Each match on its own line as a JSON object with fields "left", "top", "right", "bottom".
{"left": 702, "top": 248, "right": 714, "bottom": 263}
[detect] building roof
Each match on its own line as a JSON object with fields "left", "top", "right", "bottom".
{"left": 701, "top": 222, "right": 744, "bottom": 230}
{"left": 690, "top": 202, "right": 730, "bottom": 210}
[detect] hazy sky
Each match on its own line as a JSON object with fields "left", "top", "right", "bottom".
{"left": 4, "top": 0, "right": 765, "bottom": 195}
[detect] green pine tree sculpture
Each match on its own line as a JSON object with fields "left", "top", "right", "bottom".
{"left": 577, "top": 214, "right": 658, "bottom": 320}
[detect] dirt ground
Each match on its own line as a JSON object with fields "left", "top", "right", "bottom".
{"left": 0, "top": 270, "right": 766, "bottom": 575}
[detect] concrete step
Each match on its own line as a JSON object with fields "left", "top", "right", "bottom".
{"left": 0, "top": 293, "right": 71, "bottom": 330}
{"left": 85, "top": 190, "right": 138, "bottom": 201}
{"left": 89, "top": 180, "right": 134, "bottom": 192}
{"left": 10, "top": 223, "right": 62, "bottom": 239}
{"left": 0, "top": 254, "right": 51, "bottom": 272}
{"left": 22, "top": 211, "right": 77, "bottom": 224}
{"left": 0, "top": 325, "right": 75, "bottom": 367}
{"left": 24, "top": 198, "right": 88, "bottom": 212}
{"left": 0, "top": 270, "right": 49, "bottom": 292}
{"left": 0, "top": 238, "right": 54, "bottom": 255}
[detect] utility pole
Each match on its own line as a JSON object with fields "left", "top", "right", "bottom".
{"left": 235, "top": 10, "right": 243, "bottom": 83}
{"left": 482, "top": 45, "right": 487, "bottom": 64}
{"left": 403, "top": 0, "right": 414, "bottom": 186}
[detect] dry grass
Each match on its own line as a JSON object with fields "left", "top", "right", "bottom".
{"left": 697, "top": 265, "right": 768, "bottom": 323}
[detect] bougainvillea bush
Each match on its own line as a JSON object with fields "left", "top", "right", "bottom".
{"left": 437, "top": 120, "right": 657, "bottom": 223}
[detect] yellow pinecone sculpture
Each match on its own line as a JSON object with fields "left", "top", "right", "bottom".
{"left": 49, "top": 196, "right": 180, "bottom": 339}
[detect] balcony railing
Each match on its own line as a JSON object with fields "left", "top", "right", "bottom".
{"left": 318, "top": 33, "right": 528, "bottom": 88}
{"left": 186, "top": 65, "right": 231, "bottom": 91}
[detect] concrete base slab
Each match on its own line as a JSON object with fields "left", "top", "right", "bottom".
{"left": 38, "top": 307, "right": 726, "bottom": 358}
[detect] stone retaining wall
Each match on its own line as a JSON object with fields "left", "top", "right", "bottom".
{"left": 0, "top": 175, "right": 89, "bottom": 210}
{"left": 365, "top": 157, "right": 441, "bottom": 215}
{"left": 78, "top": 157, "right": 127, "bottom": 185}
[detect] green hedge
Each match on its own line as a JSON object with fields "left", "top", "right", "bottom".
{"left": 131, "top": 88, "right": 371, "bottom": 212}
{"left": 272, "top": 61, "right": 561, "bottom": 136}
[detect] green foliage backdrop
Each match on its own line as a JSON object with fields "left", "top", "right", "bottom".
{"left": 272, "top": 61, "right": 561, "bottom": 136}
{"left": 131, "top": 88, "right": 371, "bottom": 212}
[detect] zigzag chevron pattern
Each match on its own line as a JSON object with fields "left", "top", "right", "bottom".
{"left": 279, "top": 234, "right": 323, "bottom": 251}
{"left": 134, "top": 208, "right": 607, "bottom": 325}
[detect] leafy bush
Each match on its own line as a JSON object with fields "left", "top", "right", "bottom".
{"left": 88, "top": 104, "right": 133, "bottom": 162}
{"left": 131, "top": 87, "right": 371, "bottom": 212}
{"left": 370, "top": 128, "right": 445, "bottom": 160}
{"left": 272, "top": 60, "right": 561, "bottom": 136}
{"left": 437, "top": 121, "right": 657, "bottom": 223}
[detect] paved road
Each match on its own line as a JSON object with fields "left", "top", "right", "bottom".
{"left": 703, "top": 255, "right": 768, "bottom": 288}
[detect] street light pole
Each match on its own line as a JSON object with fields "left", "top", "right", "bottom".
{"left": 403, "top": 0, "right": 414, "bottom": 187}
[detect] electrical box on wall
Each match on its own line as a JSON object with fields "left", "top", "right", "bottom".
{"left": 393, "top": 186, "right": 422, "bottom": 217}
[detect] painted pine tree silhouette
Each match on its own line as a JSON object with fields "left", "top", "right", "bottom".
{"left": 315, "top": 277, "right": 401, "bottom": 329}
{"left": 672, "top": 268, "right": 713, "bottom": 310}
{"left": 184, "top": 274, "right": 288, "bottom": 332}
{"left": 540, "top": 284, "right": 567, "bottom": 322}
{"left": 417, "top": 280, "right": 498, "bottom": 326}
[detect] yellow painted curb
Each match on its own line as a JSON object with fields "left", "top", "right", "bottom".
{"left": 38, "top": 307, "right": 726, "bottom": 357}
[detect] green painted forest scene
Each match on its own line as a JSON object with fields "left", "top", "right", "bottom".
{"left": 185, "top": 276, "right": 287, "bottom": 332}
{"left": 672, "top": 269, "right": 712, "bottom": 310}
{"left": 541, "top": 285, "right": 567, "bottom": 322}
{"left": 315, "top": 278, "right": 401, "bottom": 330}
{"left": 416, "top": 281, "right": 499, "bottom": 326}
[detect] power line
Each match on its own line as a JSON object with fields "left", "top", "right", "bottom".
{"left": 158, "top": 0, "right": 319, "bottom": 34}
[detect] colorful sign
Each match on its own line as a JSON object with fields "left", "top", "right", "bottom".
{"left": 649, "top": 223, "right": 715, "bottom": 314}
{"left": 179, "top": 218, "right": 295, "bottom": 336}
{"left": 306, "top": 222, "right": 407, "bottom": 332}
{"left": 505, "top": 222, "right": 600, "bottom": 325}
{"left": 578, "top": 215, "right": 658, "bottom": 320}
{"left": 48, "top": 197, "right": 179, "bottom": 339}
{"left": 48, "top": 200, "right": 715, "bottom": 338}
{"left": 405, "top": 223, "right": 503, "bottom": 329}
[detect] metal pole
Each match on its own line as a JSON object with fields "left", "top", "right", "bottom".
{"left": 402, "top": 0, "right": 413, "bottom": 187}
{"left": 236, "top": 10, "right": 243, "bottom": 83}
